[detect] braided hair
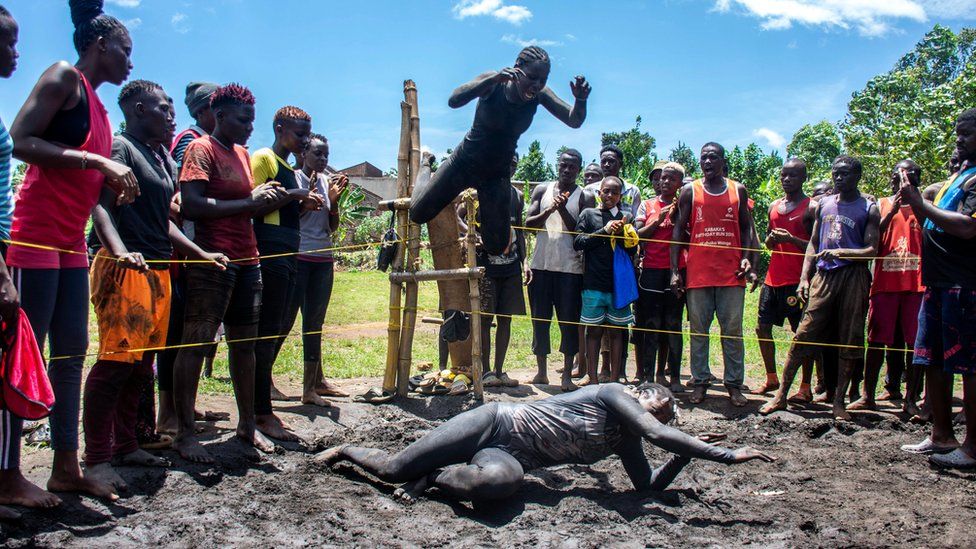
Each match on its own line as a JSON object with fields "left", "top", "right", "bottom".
{"left": 515, "top": 46, "right": 550, "bottom": 69}
{"left": 69, "top": 0, "right": 127, "bottom": 54}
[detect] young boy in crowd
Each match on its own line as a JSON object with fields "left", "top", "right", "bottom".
{"left": 574, "top": 176, "right": 639, "bottom": 384}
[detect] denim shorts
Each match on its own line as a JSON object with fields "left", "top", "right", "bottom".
{"left": 913, "top": 287, "right": 976, "bottom": 375}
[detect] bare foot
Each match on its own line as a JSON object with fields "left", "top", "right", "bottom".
{"left": 196, "top": 409, "right": 231, "bottom": 422}
{"left": 759, "top": 397, "right": 787, "bottom": 415}
{"left": 47, "top": 471, "right": 118, "bottom": 501}
{"left": 237, "top": 425, "right": 276, "bottom": 453}
{"left": 393, "top": 476, "right": 429, "bottom": 505}
{"left": 903, "top": 400, "right": 921, "bottom": 418}
{"left": 256, "top": 415, "right": 302, "bottom": 443}
{"left": 814, "top": 381, "right": 826, "bottom": 395}
{"left": 85, "top": 463, "right": 127, "bottom": 493}
{"left": 173, "top": 436, "right": 214, "bottom": 464}
{"left": 157, "top": 415, "right": 179, "bottom": 436}
{"left": 314, "top": 444, "right": 348, "bottom": 466}
{"left": 270, "top": 385, "right": 292, "bottom": 402}
{"left": 0, "top": 471, "right": 61, "bottom": 509}
{"left": 570, "top": 368, "right": 586, "bottom": 379}
{"left": 878, "top": 390, "right": 902, "bottom": 402}
{"left": 813, "top": 392, "right": 832, "bottom": 404}
{"left": 597, "top": 373, "right": 611, "bottom": 384}
{"left": 728, "top": 387, "right": 748, "bottom": 407}
{"left": 833, "top": 406, "right": 852, "bottom": 421}
{"left": 531, "top": 374, "right": 549, "bottom": 385}
{"left": 847, "top": 397, "right": 877, "bottom": 411}
{"left": 689, "top": 385, "right": 707, "bottom": 404}
{"left": 118, "top": 449, "right": 170, "bottom": 467}
{"left": 655, "top": 375, "right": 669, "bottom": 386}
{"left": 751, "top": 379, "right": 780, "bottom": 395}
{"left": 302, "top": 391, "right": 332, "bottom": 407}
{"left": 578, "top": 375, "right": 597, "bottom": 386}
{"left": 315, "top": 380, "right": 349, "bottom": 398}
{"left": 561, "top": 380, "right": 579, "bottom": 392}
{"left": 788, "top": 387, "right": 813, "bottom": 404}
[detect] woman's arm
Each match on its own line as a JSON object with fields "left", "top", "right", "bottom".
{"left": 448, "top": 70, "right": 509, "bottom": 109}
{"left": 538, "top": 76, "right": 590, "bottom": 129}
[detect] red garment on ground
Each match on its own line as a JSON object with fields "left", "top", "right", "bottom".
{"left": 871, "top": 197, "right": 923, "bottom": 295}
{"left": 7, "top": 70, "right": 111, "bottom": 269}
{"left": 178, "top": 136, "right": 259, "bottom": 265}
{"left": 640, "top": 197, "right": 684, "bottom": 269}
{"left": 764, "top": 197, "right": 811, "bottom": 287}
{"left": 686, "top": 179, "right": 744, "bottom": 289}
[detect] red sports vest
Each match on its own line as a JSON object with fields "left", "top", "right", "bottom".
{"left": 764, "top": 197, "right": 811, "bottom": 287}
{"left": 871, "top": 197, "right": 923, "bottom": 294}
{"left": 686, "top": 179, "right": 745, "bottom": 289}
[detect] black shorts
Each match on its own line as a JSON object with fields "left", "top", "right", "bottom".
{"left": 758, "top": 283, "right": 803, "bottom": 331}
{"left": 481, "top": 272, "right": 526, "bottom": 316}
{"left": 184, "top": 263, "right": 263, "bottom": 328}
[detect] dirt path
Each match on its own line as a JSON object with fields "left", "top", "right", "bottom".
{"left": 4, "top": 373, "right": 975, "bottom": 547}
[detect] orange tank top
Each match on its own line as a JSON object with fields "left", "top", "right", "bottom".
{"left": 871, "top": 197, "right": 923, "bottom": 294}
{"left": 686, "top": 179, "right": 745, "bottom": 289}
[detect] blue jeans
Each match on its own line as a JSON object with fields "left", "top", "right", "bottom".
{"left": 686, "top": 286, "right": 745, "bottom": 388}
{"left": 10, "top": 267, "right": 89, "bottom": 452}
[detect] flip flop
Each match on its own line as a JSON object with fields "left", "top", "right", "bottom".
{"left": 353, "top": 387, "right": 395, "bottom": 404}
{"left": 900, "top": 437, "right": 958, "bottom": 455}
{"left": 928, "top": 448, "right": 976, "bottom": 469}
{"left": 447, "top": 379, "right": 470, "bottom": 396}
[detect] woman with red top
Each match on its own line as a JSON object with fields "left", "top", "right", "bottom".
{"left": 635, "top": 162, "right": 686, "bottom": 392}
{"left": 851, "top": 160, "right": 925, "bottom": 413}
{"left": 6, "top": 0, "right": 137, "bottom": 501}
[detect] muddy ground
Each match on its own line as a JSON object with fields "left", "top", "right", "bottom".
{"left": 3, "top": 370, "right": 975, "bottom": 548}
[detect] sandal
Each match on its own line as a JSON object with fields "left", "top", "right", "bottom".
{"left": 928, "top": 448, "right": 976, "bottom": 469}
{"left": 447, "top": 379, "right": 470, "bottom": 396}
{"left": 483, "top": 372, "right": 502, "bottom": 388}
{"left": 353, "top": 387, "right": 395, "bottom": 404}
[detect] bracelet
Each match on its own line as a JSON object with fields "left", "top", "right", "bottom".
{"left": 81, "top": 151, "right": 89, "bottom": 170}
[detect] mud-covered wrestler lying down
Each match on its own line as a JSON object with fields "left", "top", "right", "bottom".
{"left": 316, "top": 383, "right": 775, "bottom": 503}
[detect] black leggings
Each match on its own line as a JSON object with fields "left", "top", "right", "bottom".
{"left": 281, "top": 260, "right": 335, "bottom": 364}
{"left": 337, "top": 404, "right": 524, "bottom": 501}
{"left": 409, "top": 153, "right": 513, "bottom": 254}
{"left": 254, "top": 256, "right": 297, "bottom": 416}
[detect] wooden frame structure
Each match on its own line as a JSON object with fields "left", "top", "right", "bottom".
{"left": 379, "top": 81, "right": 485, "bottom": 400}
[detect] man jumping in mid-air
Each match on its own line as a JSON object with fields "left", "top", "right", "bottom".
{"left": 316, "top": 383, "right": 774, "bottom": 503}
{"left": 409, "top": 46, "right": 590, "bottom": 254}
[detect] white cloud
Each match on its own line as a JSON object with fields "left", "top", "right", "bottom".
{"left": 713, "top": 0, "right": 929, "bottom": 37}
{"left": 453, "top": 0, "right": 532, "bottom": 25}
{"left": 171, "top": 13, "right": 190, "bottom": 34}
{"left": 500, "top": 34, "right": 563, "bottom": 48}
{"left": 753, "top": 127, "right": 786, "bottom": 148}
{"left": 124, "top": 17, "right": 143, "bottom": 29}
{"left": 106, "top": 0, "right": 141, "bottom": 7}
{"left": 918, "top": 0, "right": 976, "bottom": 20}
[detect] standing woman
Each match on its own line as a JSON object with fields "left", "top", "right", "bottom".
{"left": 0, "top": 4, "right": 62, "bottom": 517}
{"left": 8, "top": 0, "right": 137, "bottom": 499}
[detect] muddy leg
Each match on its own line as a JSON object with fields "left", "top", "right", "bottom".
{"left": 427, "top": 448, "right": 524, "bottom": 501}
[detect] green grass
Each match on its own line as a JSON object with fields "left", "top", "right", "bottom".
{"left": 153, "top": 270, "right": 796, "bottom": 395}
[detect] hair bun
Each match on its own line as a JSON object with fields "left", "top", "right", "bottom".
{"left": 69, "top": 0, "right": 105, "bottom": 28}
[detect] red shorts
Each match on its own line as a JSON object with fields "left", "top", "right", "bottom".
{"left": 867, "top": 291, "right": 923, "bottom": 346}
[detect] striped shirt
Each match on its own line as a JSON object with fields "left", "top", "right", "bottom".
{"left": 0, "top": 119, "right": 13, "bottom": 240}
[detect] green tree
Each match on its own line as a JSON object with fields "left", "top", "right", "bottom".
{"left": 514, "top": 140, "right": 555, "bottom": 182}
{"left": 601, "top": 115, "right": 657, "bottom": 196}
{"left": 11, "top": 163, "right": 27, "bottom": 192}
{"left": 841, "top": 24, "right": 976, "bottom": 196}
{"left": 726, "top": 142, "right": 784, "bottom": 270}
{"left": 787, "top": 121, "right": 843, "bottom": 183}
{"left": 668, "top": 141, "right": 700, "bottom": 178}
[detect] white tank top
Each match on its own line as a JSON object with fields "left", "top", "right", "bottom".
{"left": 530, "top": 183, "right": 584, "bottom": 274}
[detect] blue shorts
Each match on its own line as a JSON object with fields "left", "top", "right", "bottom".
{"left": 580, "top": 289, "right": 634, "bottom": 326}
{"left": 913, "top": 287, "right": 976, "bottom": 375}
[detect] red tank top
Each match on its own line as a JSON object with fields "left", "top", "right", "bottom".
{"left": 764, "top": 197, "right": 811, "bottom": 287}
{"left": 871, "top": 197, "right": 923, "bottom": 294}
{"left": 8, "top": 70, "right": 111, "bottom": 269}
{"left": 640, "top": 197, "right": 684, "bottom": 269}
{"left": 686, "top": 179, "right": 744, "bottom": 289}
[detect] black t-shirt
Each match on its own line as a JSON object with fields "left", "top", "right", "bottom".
{"left": 921, "top": 182, "right": 976, "bottom": 288}
{"left": 476, "top": 186, "right": 525, "bottom": 278}
{"left": 88, "top": 134, "right": 176, "bottom": 265}
{"left": 574, "top": 207, "right": 635, "bottom": 292}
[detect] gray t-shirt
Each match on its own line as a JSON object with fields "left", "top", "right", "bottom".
{"left": 295, "top": 170, "right": 335, "bottom": 260}
{"left": 585, "top": 178, "right": 643, "bottom": 220}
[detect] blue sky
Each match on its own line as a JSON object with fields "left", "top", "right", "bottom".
{"left": 2, "top": 0, "right": 974, "bottom": 171}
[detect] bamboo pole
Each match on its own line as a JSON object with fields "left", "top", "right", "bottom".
{"left": 397, "top": 80, "right": 423, "bottom": 397}
{"left": 463, "top": 191, "right": 484, "bottom": 400}
{"left": 382, "top": 100, "right": 412, "bottom": 394}
{"left": 390, "top": 267, "right": 484, "bottom": 283}
{"left": 378, "top": 198, "right": 412, "bottom": 212}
